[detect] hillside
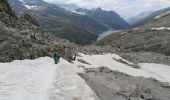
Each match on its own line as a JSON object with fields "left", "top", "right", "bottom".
{"left": 128, "top": 7, "right": 170, "bottom": 27}
{"left": 8, "top": 0, "right": 108, "bottom": 44}
{"left": 0, "top": 0, "right": 78, "bottom": 62}
{"left": 76, "top": 8, "right": 130, "bottom": 29}
{"left": 1, "top": 1, "right": 170, "bottom": 100}
{"left": 0, "top": 0, "right": 15, "bottom": 16}
{"left": 97, "top": 9, "right": 170, "bottom": 55}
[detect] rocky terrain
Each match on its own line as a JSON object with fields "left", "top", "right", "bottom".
{"left": 8, "top": 0, "right": 131, "bottom": 44}
{"left": 80, "top": 67, "right": 170, "bottom": 100}
{"left": 1, "top": 1, "right": 170, "bottom": 100}
{"left": 97, "top": 9, "right": 170, "bottom": 56}
{"left": 128, "top": 7, "right": 170, "bottom": 27}
{"left": 8, "top": 0, "right": 107, "bottom": 44}
{"left": 119, "top": 52, "right": 170, "bottom": 65}
{"left": 0, "top": 0, "right": 80, "bottom": 62}
{"left": 0, "top": 0, "right": 118, "bottom": 62}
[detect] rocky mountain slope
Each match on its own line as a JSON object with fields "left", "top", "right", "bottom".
{"left": 97, "top": 9, "right": 170, "bottom": 56}
{"left": 0, "top": 10, "right": 51, "bottom": 62}
{"left": 0, "top": 0, "right": 15, "bottom": 16}
{"left": 8, "top": 0, "right": 108, "bottom": 44}
{"left": 128, "top": 7, "right": 170, "bottom": 27}
{"left": 1, "top": 1, "right": 170, "bottom": 100}
{"left": 8, "top": 0, "right": 27, "bottom": 15}
{"left": 76, "top": 8, "right": 130, "bottom": 29}
{"left": 8, "top": 0, "right": 131, "bottom": 44}
{"left": 127, "top": 11, "right": 154, "bottom": 25}
{"left": 0, "top": 0, "right": 79, "bottom": 62}
{"left": 56, "top": 3, "right": 79, "bottom": 11}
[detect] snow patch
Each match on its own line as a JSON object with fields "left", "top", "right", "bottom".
{"left": 0, "top": 57, "right": 97, "bottom": 100}
{"left": 70, "top": 10, "right": 86, "bottom": 15}
{"left": 140, "top": 63, "right": 170, "bottom": 83}
{"left": 0, "top": 57, "right": 55, "bottom": 100}
{"left": 24, "top": 5, "right": 37, "bottom": 9}
{"left": 0, "top": 53, "right": 170, "bottom": 99}
{"left": 151, "top": 27, "right": 170, "bottom": 31}
{"left": 75, "top": 54, "right": 170, "bottom": 83}
{"left": 50, "top": 59, "right": 97, "bottom": 100}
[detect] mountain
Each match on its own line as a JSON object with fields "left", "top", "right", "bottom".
{"left": 128, "top": 7, "right": 170, "bottom": 27}
{"left": 8, "top": 0, "right": 108, "bottom": 44}
{"left": 0, "top": 0, "right": 47, "bottom": 62}
{"left": 75, "top": 8, "right": 130, "bottom": 29}
{"left": 127, "top": 11, "right": 154, "bottom": 25}
{"left": 97, "top": 8, "right": 170, "bottom": 55}
{"left": 0, "top": 0, "right": 78, "bottom": 62}
{"left": 56, "top": 3, "right": 80, "bottom": 11}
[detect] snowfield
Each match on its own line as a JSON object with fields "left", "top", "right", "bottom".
{"left": 75, "top": 54, "right": 170, "bottom": 83}
{"left": 0, "top": 53, "right": 170, "bottom": 100}
{"left": 0, "top": 57, "right": 98, "bottom": 100}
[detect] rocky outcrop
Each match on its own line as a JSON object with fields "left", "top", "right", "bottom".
{"left": 0, "top": 0, "right": 15, "bottom": 16}
{"left": 22, "top": 14, "right": 40, "bottom": 27}
{"left": 79, "top": 67, "right": 170, "bottom": 100}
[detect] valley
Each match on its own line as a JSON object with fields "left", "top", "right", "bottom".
{"left": 0, "top": 0, "right": 170, "bottom": 100}
{"left": 8, "top": 0, "right": 130, "bottom": 44}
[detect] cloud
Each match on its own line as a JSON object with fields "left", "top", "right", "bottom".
{"left": 44, "top": 0, "right": 170, "bottom": 19}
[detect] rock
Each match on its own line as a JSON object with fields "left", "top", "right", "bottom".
{"left": 119, "top": 52, "right": 170, "bottom": 66}
{"left": 79, "top": 67, "right": 170, "bottom": 100}
{"left": 77, "top": 59, "right": 91, "bottom": 65}
{"left": 141, "top": 93, "right": 152, "bottom": 100}
{"left": 113, "top": 57, "right": 141, "bottom": 69}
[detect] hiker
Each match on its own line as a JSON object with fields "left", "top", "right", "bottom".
{"left": 73, "top": 54, "right": 76, "bottom": 61}
{"left": 53, "top": 52, "right": 60, "bottom": 64}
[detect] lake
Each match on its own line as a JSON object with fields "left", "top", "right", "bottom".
{"left": 97, "top": 30, "right": 121, "bottom": 41}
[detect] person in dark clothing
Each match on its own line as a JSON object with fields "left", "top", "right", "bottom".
{"left": 73, "top": 54, "right": 76, "bottom": 61}
{"left": 53, "top": 52, "right": 60, "bottom": 64}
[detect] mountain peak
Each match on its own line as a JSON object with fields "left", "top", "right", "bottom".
{"left": 95, "top": 7, "right": 102, "bottom": 11}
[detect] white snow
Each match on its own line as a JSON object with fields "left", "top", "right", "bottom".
{"left": 0, "top": 53, "right": 170, "bottom": 100}
{"left": 151, "top": 27, "right": 170, "bottom": 31}
{"left": 167, "top": 27, "right": 170, "bottom": 30}
{"left": 155, "top": 10, "right": 170, "bottom": 19}
{"left": 24, "top": 5, "right": 37, "bottom": 9}
{"left": 70, "top": 11, "right": 86, "bottom": 15}
{"left": 49, "top": 59, "right": 97, "bottom": 100}
{"left": 140, "top": 63, "right": 170, "bottom": 83}
{"left": 74, "top": 54, "right": 170, "bottom": 83}
{"left": 0, "top": 57, "right": 97, "bottom": 100}
{"left": 156, "top": 27, "right": 166, "bottom": 30}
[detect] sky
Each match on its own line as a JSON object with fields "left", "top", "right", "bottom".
{"left": 44, "top": 0, "right": 170, "bottom": 19}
